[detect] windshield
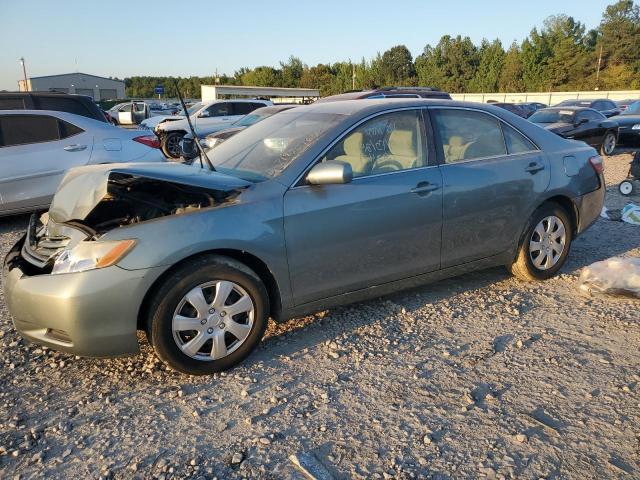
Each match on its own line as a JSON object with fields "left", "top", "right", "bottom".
{"left": 178, "top": 102, "right": 202, "bottom": 116}
{"left": 207, "top": 111, "right": 344, "bottom": 181}
{"left": 530, "top": 109, "right": 575, "bottom": 124}
{"left": 622, "top": 101, "right": 640, "bottom": 115}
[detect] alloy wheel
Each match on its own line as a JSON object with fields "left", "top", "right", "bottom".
{"left": 603, "top": 133, "right": 616, "bottom": 155}
{"left": 166, "top": 134, "right": 182, "bottom": 157}
{"left": 172, "top": 281, "right": 255, "bottom": 361}
{"left": 529, "top": 215, "right": 566, "bottom": 271}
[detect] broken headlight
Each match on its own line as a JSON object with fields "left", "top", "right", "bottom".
{"left": 51, "top": 239, "right": 136, "bottom": 275}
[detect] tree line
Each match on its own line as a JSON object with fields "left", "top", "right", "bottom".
{"left": 125, "top": 0, "right": 640, "bottom": 99}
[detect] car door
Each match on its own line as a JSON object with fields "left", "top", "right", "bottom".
{"left": 582, "top": 110, "right": 608, "bottom": 146}
{"left": 571, "top": 111, "right": 597, "bottom": 145}
{"left": 132, "top": 102, "right": 149, "bottom": 124}
{"left": 0, "top": 114, "right": 93, "bottom": 212}
{"left": 194, "top": 102, "right": 234, "bottom": 134}
{"left": 430, "top": 107, "right": 550, "bottom": 268}
{"left": 283, "top": 109, "right": 443, "bottom": 305}
{"left": 117, "top": 103, "right": 135, "bottom": 125}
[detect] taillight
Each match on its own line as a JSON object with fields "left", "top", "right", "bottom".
{"left": 133, "top": 135, "right": 160, "bottom": 149}
{"left": 589, "top": 155, "right": 604, "bottom": 175}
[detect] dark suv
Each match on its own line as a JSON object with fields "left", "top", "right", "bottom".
{"left": 0, "top": 92, "right": 107, "bottom": 123}
{"left": 316, "top": 87, "right": 452, "bottom": 103}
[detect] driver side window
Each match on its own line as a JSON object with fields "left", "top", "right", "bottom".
{"left": 322, "top": 110, "right": 427, "bottom": 178}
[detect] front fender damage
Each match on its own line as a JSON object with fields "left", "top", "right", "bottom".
{"left": 22, "top": 163, "right": 248, "bottom": 269}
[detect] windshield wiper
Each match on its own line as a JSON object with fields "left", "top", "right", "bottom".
{"left": 173, "top": 79, "right": 215, "bottom": 171}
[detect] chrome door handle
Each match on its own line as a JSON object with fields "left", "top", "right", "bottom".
{"left": 411, "top": 182, "right": 440, "bottom": 196}
{"left": 64, "top": 144, "right": 87, "bottom": 152}
{"left": 525, "top": 162, "right": 544, "bottom": 174}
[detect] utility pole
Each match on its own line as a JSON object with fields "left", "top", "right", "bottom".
{"left": 19, "top": 57, "right": 28, "bottom": 91}
{"left": 352, "top": 63, "right": 356, "bottom": 90}
{"left": 595, "top": 44, "right": 603, "bottom": 89}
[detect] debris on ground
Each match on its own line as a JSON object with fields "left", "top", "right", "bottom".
{"left": 578, "top": 256, "right": 640, "bottom": 298}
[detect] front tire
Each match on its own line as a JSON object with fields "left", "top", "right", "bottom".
{"left": 161, "top": 132, "right": 185, "bottom": 159}
{"left": 146, "top": 255, "right": 269, "bottom": 375}
{"left": 601, "top": 131, "right": 616, "bottom": 156}
{"left": 509, "top": 203, "right": 573, "bottom": 281}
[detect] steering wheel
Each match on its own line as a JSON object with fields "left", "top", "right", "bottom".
{"left": 371, "top": 158, "right": 404, "bottom": 173}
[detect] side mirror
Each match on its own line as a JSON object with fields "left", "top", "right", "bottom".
{"left": 306, "top": 160, "right": 353, "bottom": 185}
{"left": 199, "top": 110, "right": 210, "bottom": 118}
{"left": 575, "top": 118, "right": 588, "bottom": 126}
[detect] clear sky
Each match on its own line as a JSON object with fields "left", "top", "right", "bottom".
{"left": 0, "top": 0, "right": 613, "bottom": 90}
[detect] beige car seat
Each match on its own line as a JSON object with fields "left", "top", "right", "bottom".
{"left": 335, "top": 132, "right": 370, "bottom": 176}
{"left": 443, "top": 135, "right": 470, "bottom": 163}
{"left": 373, "top": 130, "right": 418, "bottom": 172}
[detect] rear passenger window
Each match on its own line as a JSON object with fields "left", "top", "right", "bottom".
{"left": 59, "top": 119, "right": 84, "bottom": 138}
{"left": 502, "top": 123, "right": 537, "bottom": 154}
{"left": 432, "top": 109, "right": 506, "bottom": 163}
{"left": 0, "top": 115, "right": 61, "bottom": 147}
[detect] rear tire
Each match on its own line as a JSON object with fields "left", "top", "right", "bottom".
{"left": 161, "top": 132, "right": 185, "bottom": 159}
{"left": 601, "top": 131, "right": 616, "bottom": 156}
{"left": 510, "top": 203, "right": 573, "bottom": 281}
{"left": 146, "top": 255, "right": 269, "bottom": 375}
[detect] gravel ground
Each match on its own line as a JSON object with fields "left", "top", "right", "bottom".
{"left": 0, "top": 154, "right": 638, "bottom": 480}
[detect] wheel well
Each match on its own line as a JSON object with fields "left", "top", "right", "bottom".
{"left": 137, "top": 249, "right": 282, "bottom": 331}
{"left": 543, "top": 195, "right": 578, "bottom": 234}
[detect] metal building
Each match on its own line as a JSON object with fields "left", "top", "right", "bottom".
{"left": 18, "top": 72, "right": 125, "bottom": 101}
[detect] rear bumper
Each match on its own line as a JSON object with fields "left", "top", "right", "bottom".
{"left": 2, "top": 237, "right": 165, "bottom": 357}
{"left": 575, "top": 176, "right": 605, "bottom": 235}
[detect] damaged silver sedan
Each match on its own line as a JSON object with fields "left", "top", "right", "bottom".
{"left": 3, "top": 100, "right": 605, "bottom": 375}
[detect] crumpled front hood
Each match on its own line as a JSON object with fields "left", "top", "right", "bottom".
{"left": 49, "top": 162, "right": 251, "bottom": 223}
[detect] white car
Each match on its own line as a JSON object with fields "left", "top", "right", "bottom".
{"left": 155, "top": 99, "right": 272, "bottom": 158}
{"left": 0, "top": 109, "right": 165, "bottom": 216}
{"left": 138, "top": 101, "right": 204, "bottom": 132}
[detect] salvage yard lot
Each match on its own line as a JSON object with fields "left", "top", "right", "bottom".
{"left": 0, "top": 154, "right": 638, "bottom": 479}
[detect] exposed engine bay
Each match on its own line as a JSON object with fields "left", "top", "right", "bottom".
{"left": 20, "top": 167, "right": 245, "bottom": 270}
{"left": 82, "top": 172, "right": 236, "bottom": 234}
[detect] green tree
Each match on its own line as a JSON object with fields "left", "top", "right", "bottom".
{"left": 469, "top": 39, "right": 505, "bottom": 92}
{"left": 415, "top": 35, "right": 478, "bottom": 92}
{"left": 379, "top": 45, "right": 416, "bottom": 86}
{"left": 280, "top": 56, "right": 305, "bottom": 88}
{"left": 498, "top": 42, "right": 525, "bottom": 92}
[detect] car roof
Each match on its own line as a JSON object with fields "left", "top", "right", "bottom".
{"left": 298, "top": 98, "right": 500, "bottom": 117}
{"left": 316, "top": 87, "right": 450, "bottom": 103}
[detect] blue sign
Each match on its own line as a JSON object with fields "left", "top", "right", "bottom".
{"left": 154, "top": 85, "right": 164, "bottom": 95}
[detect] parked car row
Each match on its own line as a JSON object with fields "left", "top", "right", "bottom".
{"left": 0, "top": 94, "right": 165, "bottom": 216}
{"left": 3, "top": 97, "right": 606, "bottom": 375}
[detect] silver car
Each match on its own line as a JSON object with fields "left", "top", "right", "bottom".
{"left": 3, "top": 99, "right": 605, "bottom": 375}
{"left": 0, "top": 109, "right": 165, "bottom": 215}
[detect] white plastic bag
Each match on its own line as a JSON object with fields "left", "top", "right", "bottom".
{"left": 621, "top": 204, "right": 640, "bottom": 225}
{"left": 578, "top": 257, "right": 640, "bottom": 299}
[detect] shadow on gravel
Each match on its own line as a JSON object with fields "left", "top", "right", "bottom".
{"left": 0, "top": 214, "right": 29, "bottom": 236}
{"left": 248, "top": 266, "right": 513, "bottom": 368}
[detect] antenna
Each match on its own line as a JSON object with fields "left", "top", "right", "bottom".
{"left": 172, "top": 79, "right": 215, "bottom": 171}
